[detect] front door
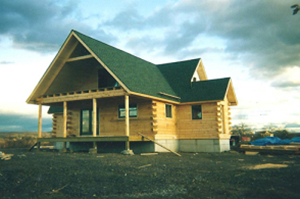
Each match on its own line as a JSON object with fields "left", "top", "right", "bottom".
{"left": 80, "top": 109, "right": 99, "bottom": 136}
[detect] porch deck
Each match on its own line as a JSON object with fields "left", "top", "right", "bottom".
{"left": 37, "top": 135, "right": 151, "bottom": 143}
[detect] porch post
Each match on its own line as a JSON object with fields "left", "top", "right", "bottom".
{"left": 63, "top": 101, "right": 67, "bottom": 138}
{"left": 125, "top": 94, "right": 130, "bottom": 150}
{"left": 38, "top": 103, "right": 42, "bottom": 138}
{"left": 93, "top": 98, "right": 97, "bottom": 137}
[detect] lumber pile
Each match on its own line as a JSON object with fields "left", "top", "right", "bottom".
{"left": 239, "top": 144, "right": 300, "bottom": 154}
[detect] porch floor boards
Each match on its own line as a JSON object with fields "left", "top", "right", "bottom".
{"left": 37, "top": 136, "right": 151, "bottom": 142}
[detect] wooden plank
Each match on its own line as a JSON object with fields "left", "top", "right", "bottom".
{"left": 63, "top": 101, "right": 67, "bottom": 138}
{"left": 28, "top": 142, "right": 38, "bottom": 151}
{"left": 66, "top": 54, "right": 93, "bottom": 62}
{"left": 125, "top": 95, "right": 129, "bottom": 137}
{"left": 38, "top": 103, "right": 42, "bottom": 138}
{"left": 137, "top": 132, "right": 181, "bottom": 157}
{"left": 140, "top": 153, "right": 158, "bottom": 156}
{"left": 93, "top": 98, "right": 97, "bottom": 137}
{"left": 138, "top": 164, "right": 152, "bottom": 169}
{"left": 125, "top": 95, "right": 130, "bottom": 150}
{"left": 37, "top": 136, "right": 129, "bottom": 142}
{"left": 37, "top": 89, "right": 126, "bottom": 103}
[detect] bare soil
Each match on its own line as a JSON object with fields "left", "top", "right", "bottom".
{"left": 1, "top": 149, "right": 300, "bottom": 199}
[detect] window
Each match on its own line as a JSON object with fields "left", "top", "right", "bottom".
{"left": 165, "top": 104, "right": 172, "bottom": 118}
{"left": 192, "top": 105, "right": 202, "bottom": 119}
{"left": 118, "top": 104, "right": 137, "bottom": 118}
{"left": 80, "top": 109, "right": 99, "bottom": 135}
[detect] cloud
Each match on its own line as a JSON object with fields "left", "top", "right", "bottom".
{"left": 0, "top": 0, "right": 114, "bottom": 52}
{"left": 103, "top": 0, "right": 300, "bottom": 79}
{"left": 270, "top": 66, "right": 300, "bottom": 88}
{"left": 0, "top": 113, "right": 52, "bottom": 132}
{"left": 0, "top": 61, "right": 14, "bottom": 65}
{"left": 1, "top": 0, "right": 300, "bottom": 80}
{"left": 271, "top": 80, "right": 300, "bottom": 88}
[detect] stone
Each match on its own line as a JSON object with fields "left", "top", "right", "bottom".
{"left": 121, "top": 149, "right": 134, "bottom": 155}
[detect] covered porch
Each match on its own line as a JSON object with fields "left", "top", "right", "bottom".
{"left": 35, "top": 86, "right": 152, "bottom": 153}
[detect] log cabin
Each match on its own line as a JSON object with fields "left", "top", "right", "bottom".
{"left": 26, "top": 30, "right": 238, "bottom": 153}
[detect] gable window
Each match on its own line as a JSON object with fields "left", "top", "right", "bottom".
{"left": 165, "top": 104, "right": 172, "bottom": 118}
{"left": 98, "top": 69, "right": 118, "bottom": 88}
{"left": 192, "top": 105, "right": 202, "bottom": 120}
{"left": 118, "top": 104, "right": 137, "bottom": 118}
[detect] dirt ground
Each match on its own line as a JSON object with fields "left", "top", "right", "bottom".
{"left": 1, "top": 149, "right": 300, "bottom": 199}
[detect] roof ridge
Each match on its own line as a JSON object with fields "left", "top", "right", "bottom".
{"left": 193, "top": 77, "right": 231, "bottom": 83}
{"left": 156, "top": 58, "right": 201, "bottom": 67}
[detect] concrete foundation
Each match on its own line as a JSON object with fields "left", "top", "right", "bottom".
{"left": 179, "top": 139, "right": 230, "bottom": 153}
{"left": 53, "top": 139, "right": 230, "bottom": 153}
{"left": 154, "top": 139, "right": 179, "bottom": 152}
{"left": 55, "top": 142, "right": 70, "bottom": 150}
{"left": 66, "top": 141, "right": 155, "bottom": 153}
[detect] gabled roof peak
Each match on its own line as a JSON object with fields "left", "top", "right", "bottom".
{"left": 27, "top": 29, "right": 237, "bottom": 105}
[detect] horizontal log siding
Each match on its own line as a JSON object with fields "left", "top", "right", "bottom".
{"left": 51, "top": 98, "right": 154, "bottom": 138}
{"left": 177, "top": 102, "right": 219, "bottom": 139}
{"left": 99, "top": 98, "right": 153, "bottom": 137}
{"left": 152, "top": 101, "right": 177, "bottom": 139}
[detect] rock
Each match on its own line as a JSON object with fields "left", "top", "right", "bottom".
{"left": 121, "top": 149, "right": 134, "bottom": 155}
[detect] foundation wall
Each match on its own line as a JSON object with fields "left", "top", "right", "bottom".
{"left": 179, "top": 139, "right": 230, "bottom": 152}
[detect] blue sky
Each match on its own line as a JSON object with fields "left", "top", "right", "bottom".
{"left": 0, "top": 0, "right": 300, "bottom": 132}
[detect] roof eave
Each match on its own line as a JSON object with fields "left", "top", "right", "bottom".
{"left": 224, "top": 78, "right": 238, "bottom": 106}
{"left": 26, "top": 31, "right": 78, "bottom": 104}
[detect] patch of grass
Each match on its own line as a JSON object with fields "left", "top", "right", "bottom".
{"left": 0, "top": 132, "right": 52, "bottom": 149}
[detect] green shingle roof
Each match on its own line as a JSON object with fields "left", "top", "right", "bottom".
{"left": 72, "top": 30, "right": 230, "bottom": 103}
{"left": 74, "top": 30, "right": 178, "bottom": 101}
{"left": 180, "top": 78, "right": 230, "bottom": 102}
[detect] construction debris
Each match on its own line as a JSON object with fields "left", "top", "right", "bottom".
{"left": 44, "top": 184, "right": 69, "bottom": 194}
{"left": 245, "top": 151, "right": 259, "bottom": 155}
{"left": 18, "top": 154, "right": 27, "bottom": 158}
{"left": 245, "top": 163, "right": 288, "bottom": 170}
{"left": 140, "top": 153, "right": 158, "bottom": 156}
{"left": 138, "top": 164, "right": 152, "bottom": 169}
{"left": 0, "top": 152, "right": 14, "bottom": 160}
{"left": 240, "top": 144, "right": 300, "bottom": 155}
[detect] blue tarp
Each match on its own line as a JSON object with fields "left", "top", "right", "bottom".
{"left": 249, "top": 137, "right": 300, "bottom": 146}
{"left": 291, "top": 137, "right": 300, "bottom": 142}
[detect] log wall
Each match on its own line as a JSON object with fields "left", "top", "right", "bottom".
{"left": 51, "top": 98, "right": 232, "bottom": 140}
{"left": 51, "top": 97, "right": 154, "bottom": 138}
{"left": 177, "top": 102, "right": 219, "bottom": 139}
{"left": 152, "top": 100, "right": 177, "bottom": 139}
{"left": 98, "top": 98, "right": 153, "bottom": 137}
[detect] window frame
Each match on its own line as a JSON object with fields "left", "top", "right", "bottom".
{"left": 118, "top": 103, "right": 138, "bottom": 118}
{"left": 191, "top": 105, "right": 202, "bottom": 120}
{"left": 165, "top": 104, "right": 173, "bottom": 118}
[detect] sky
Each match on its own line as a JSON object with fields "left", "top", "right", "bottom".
{"left": 0, "top": 0, "right": 300, "bottom": 132}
